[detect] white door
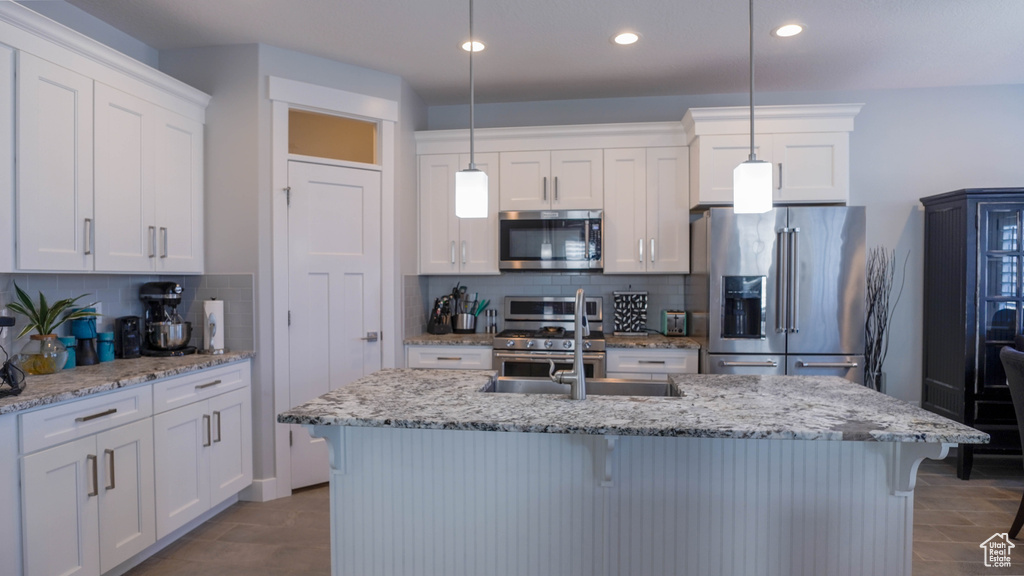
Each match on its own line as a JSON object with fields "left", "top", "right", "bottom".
{"left": 418, "top": 154, "right": 460, "bottom": 274}
{"left": 772, "top": 132, "right": 849, "bottom": 204}
{"left": 457, "top": 152, "right": 500, "bottom": 275}
{"left": 208, "top": 387, "right": 253, "bottom": 503}
{"left": 646, "top": 147, "right": 690, "bottom": 273}
{"left": 288, "top": 161, "right": 382, "bottom": 489}
{"left": 550, "top": 149, "right": 603, "bottom": 209}
{"left": 602, "top": 148, "right": 647, "bottom": 273}
{"left": 154, "top": 108, "right": 205, "bottom": 273}
{"left": 153, "top": 400, "right": 210, "bottom": 539}
{"left": 499, "top": 150, "right": 550, "bottom": 210}
{"left": 16, "top": 52, "right": 94, "bottom": 272}
{"left": 97, "top": 419, "right": 156, "bottom": 573}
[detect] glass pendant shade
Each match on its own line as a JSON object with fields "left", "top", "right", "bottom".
{"left": 733, "top": 159, "right": 773, "bottom": 214}
{"left": 455, "top": 168, "right": 488, "bottom": 218}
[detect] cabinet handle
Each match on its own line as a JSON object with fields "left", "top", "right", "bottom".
{"left": 796, "top": 361, "right": 859, "bottom": 368}
{"left": 104, "top": 448, "right": 116, "bottom": 491}
{"left": 160, "top": 227, "right": 168, "bottom": 258}
{"left": 148, "top": 226, "right": 156, "bottom": 258}
{"left": 437, "top": 356, "right": 463, "bottom": 361}
{"left": 450, "top": 241, "right": 456, "bottom": 264}
{"left": 195, "top": 379, "right": 222, "bottom": 390}
{"left": 213, "top": 411, "right": 222, "bottom": 443}
{"left": 638, "top": 239, "right": 643, "bottom": 262}
{"left": 554, "top": 176, "right": 559, "bottom": 201}
{"left": 84, "top": 218, "right": 93, "bottom": 255}
{"left": 542, "top": 177, "right": 548, "bottom": 201}
{"left": 720, "top": 360, "right": 779, "bottom": 368}
{"left": 650, "top": 238, "right": 655, "bottom": 263}
{"left": 778, "top": 163, "right": 783, "bottom": 190}
{"left": 87, "top": 454, "right": 98, "bottom": 497}
{"left": 203, "top": 414, "right": 211, "bottom": 447}
{"left": 638, "top": 360, "right": 666, "bottom": 364}
{"left": 76, "top": 408, "right": 117, "bottom": 422}
{"left": 461, "top": 240, "right": 467, "bottom": 265}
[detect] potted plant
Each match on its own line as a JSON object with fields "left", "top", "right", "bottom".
{"left": 864, "top": 248, "right": 908, "bottom": 393}
{"left": 6, "top": 284, "right": 100, "bottom": 375}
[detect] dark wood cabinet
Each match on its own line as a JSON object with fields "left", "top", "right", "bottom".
{"left": 922, "top": 188, "right": 1024, "bottom": 479}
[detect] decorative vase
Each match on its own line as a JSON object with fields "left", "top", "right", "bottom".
{"left": 14, "top": 334, "right": 69, "bottom": 375}
{"left": 866, "top": 370, "right": 886, "bottom": 394}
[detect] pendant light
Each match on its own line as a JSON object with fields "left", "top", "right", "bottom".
{"left": 455, "top": 0, "right": 487, "bottom": 218}
{"left": 732, "top": 0, "right": 773, "bottom": 214}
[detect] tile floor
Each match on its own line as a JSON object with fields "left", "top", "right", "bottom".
{"left": 127, "top": 454, "right": 1024, "bottom": 576}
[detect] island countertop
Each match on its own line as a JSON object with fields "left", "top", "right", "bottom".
{"left": 277, "top": 369, "right": 989, "bottom": 444}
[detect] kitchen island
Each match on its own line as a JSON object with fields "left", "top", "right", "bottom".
{"left": 279, "top": 369, "right": 988, "bottom": 576}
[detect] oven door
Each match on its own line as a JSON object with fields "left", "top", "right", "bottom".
{"left": 499, "top": 211, "right": 602, "bottom": 270}
{"left": 493, "top": 350, "right": 606, "bottom": 379}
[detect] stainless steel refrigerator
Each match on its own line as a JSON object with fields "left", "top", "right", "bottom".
{"left": 686, "top": 206, "right": 866, "bottom": 382}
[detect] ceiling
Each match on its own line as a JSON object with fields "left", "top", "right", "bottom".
{"left": 65, "top": 0, "right": 1024, "bottom": 106}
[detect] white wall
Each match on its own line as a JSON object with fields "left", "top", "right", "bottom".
{"left": 428, "top": 84, "right": 1024, "bottom": 404}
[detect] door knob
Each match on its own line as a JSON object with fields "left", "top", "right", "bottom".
{"left": 360, "top": 332, "right": 379, "bottom": 342}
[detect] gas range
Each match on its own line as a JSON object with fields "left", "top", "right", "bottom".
{"left": 492, "top": 296, "right": 605, "bottom": 352}
{"left": 494, "top": 327, "right": 605, "bottom": 352}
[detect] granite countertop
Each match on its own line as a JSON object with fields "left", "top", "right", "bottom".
{"left": 0, "top": 351, "right": 255, "bottom": 415}
{"left": 404, "top": 332, "right": 701, "bottom": 349}
{"left": 278, "top": 369, "right": 989, "bottom": 444}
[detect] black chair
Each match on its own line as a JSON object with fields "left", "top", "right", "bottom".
{"left": 998, "top": 345, "right": 1024, "bottom": 538}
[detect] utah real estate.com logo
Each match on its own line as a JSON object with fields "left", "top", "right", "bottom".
{"left": 980, "top": 533, "right": 1014, "bottom": 568}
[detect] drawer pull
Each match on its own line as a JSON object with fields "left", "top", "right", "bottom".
{"left": 203, "top": 414, "right": 212, "bottom": 447}
{"left": 76, "top": 408, "right": 117, "bottom": 422}
{"left": 720, "top": 360, "right": 779, "bottom": 368}
{"left": 104, "top": 448, "right": 116, "bottom": 491}
{"left": 437, "top": 357, "right": 463, "bottom": 361}
{"left": 87, "top": 454, "right": 98, "bottom": 497}
{"left": 195, "top": 379, "right": 223, "bottom": 390}
{"left": 796, "top": 361, "right": 859, "bottom": 369}
{"left": 213, "top": 411, "right": 222, "bottom": 443}
{"left": 638, "top": 360, "right": 666, "bottom": 364}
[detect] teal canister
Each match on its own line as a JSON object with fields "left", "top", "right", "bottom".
{"left": 97, "top": 332, "right": 115, "bottom": 362}
{"left": 58, "top": 337, "right": 76, "bottom": 369}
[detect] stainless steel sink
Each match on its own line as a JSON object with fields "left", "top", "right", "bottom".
{"left": 481, "top": 376, "right": 681, "bottom": 397}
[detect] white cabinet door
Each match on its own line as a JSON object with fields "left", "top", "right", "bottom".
{"left": 646, "top": 147, "right": 689, "bottom": 273}
{"left": 551, "top": 149, "right": 603, "bottom": 209}
{"left": 603, "top": 148, "right": 647, "bottom": 274}
{"left": 499, "top": 150, "right": 550, "bottom": 210}
{"left": 96, "top": 419, "right": 156, "bottom": 574}
{"left": 94, "top": 82, "right": 155, "bottom": 272}
{"left": 457, "top": 152, "right": 500, "bottom": 275}
{"left": 405, "top": 345, "right": 493, "bottom": 369}
{"left": 208, "top": 387, "right": 252, "bottom": 505}
{"left": 22, "top": 436, "right": 100, "bottom": 576}
{"left": 154, "top": 108, "right": 204, "bottom": 273}
{"left": 0, "top": 44, "right": 14, "bottom": 273}
{"left": 772, "top": 132, "right": 849, "bottom": 204}
{"left": 16, "top": 52, "right": 94, "bottom": 271}
{"left": 690, "top": 134, "right": 769, "bottom": 209}
{"left": 419, "top": 154, "right": 460, "bottom": 274}
{"left": 153, "top": 400, "right": 210, "bottom": 539}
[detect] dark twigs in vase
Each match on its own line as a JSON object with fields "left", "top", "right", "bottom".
{"left": 864, "top": 248, "right": 908, "bottom": 392}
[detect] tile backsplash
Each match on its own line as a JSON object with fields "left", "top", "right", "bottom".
{"left": 420, "top": 272, "right": 686, "bottom": 335}
{"left": 0, "top": 273, "right": 254, "bottom": 355}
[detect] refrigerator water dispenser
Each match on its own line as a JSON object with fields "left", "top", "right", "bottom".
{"left": 722, "top": 276, "right": 766, "bottom": 339}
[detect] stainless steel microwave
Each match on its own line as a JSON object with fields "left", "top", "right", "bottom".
{"left": 498, "top": 210, "right": 602, "bottom": 270}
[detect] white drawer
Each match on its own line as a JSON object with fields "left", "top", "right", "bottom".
{"left": 606, "top": 349, "right": 699, "bottom": 375}
{"left": 20, "top": 385, "right": 153, "bottom": 454}
{"left": 152, "top": 361, "right": 250, "bottom": 414}
{"left": 406, "top": 346, "right": 492, "bottom": 370}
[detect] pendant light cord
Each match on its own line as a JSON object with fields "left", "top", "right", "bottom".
{"left": 468, "top": 0, "right": 476, "bottom": 170}
{"left": 748, "top": 0, "right": 756, "bottom": 162}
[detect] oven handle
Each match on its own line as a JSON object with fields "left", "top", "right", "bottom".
{"left": 493, "top": 351, "right": 598, "bottom": 362}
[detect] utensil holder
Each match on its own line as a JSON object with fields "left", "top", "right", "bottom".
{"left": 453, "top": 313, "right": 476, "bottom": 334}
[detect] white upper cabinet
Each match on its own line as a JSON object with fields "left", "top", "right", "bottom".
{"left": 16, "top": 52, "right": 95, "bottom": 272}
{"left": 499, "top": 149, "right": 602, "bottom": 211}
{"left": 603, "top": 147, "right": 689, "bottom": 274}
{"left": 3, "top": 4, "right": 210, "bottom": 274}
{"left": 683, "top": 104, "right": 862, "bottom": 209}
{"left": 418, "top": 153, "right": 499, "bottom": 275}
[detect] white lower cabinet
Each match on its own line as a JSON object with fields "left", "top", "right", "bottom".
{"left": 153, "top": 373, "right": 252, "bottom": 538}
{"left": 606, "top": 348, "right": 698, "bottom": 380}
{"left": 22, "top": 417, "right": 155, "bottom": 576}
{"left": 406, "top": 345, "right": 492, "bottom": 369}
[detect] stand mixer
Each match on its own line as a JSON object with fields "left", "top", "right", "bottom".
{"left": 139, "top": 281, "right": 196, "bottom": 356}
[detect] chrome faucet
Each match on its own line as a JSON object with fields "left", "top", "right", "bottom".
{"left": 549, "top": 288, "right": 588, "bottom": 400}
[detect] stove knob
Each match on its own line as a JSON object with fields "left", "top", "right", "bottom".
{"left": 584, "top": 341, "right": 593, "bottom": 349}
{"left": 526, "top": 340, "right": 535, "bottom": 348}
{"left": 563, "top": 341, "right": 572, "bottom": 349}
{"left": 506, "top": 340, "right": 515, "bottom": 348}
{"left": 544, "top": 340, "right": 554, "bottom": 349}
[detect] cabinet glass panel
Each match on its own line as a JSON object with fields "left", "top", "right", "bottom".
{"left": 986, "top": 256, "right": 1019, "bottom": 297}
{"left": 986, "top": 211, "right": 1019, "bottom": 252}
{"left": 985, "top": 302, "right": 1017, "bottom": 342}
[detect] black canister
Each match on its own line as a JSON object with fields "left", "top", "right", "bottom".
{"left": 76, "top": 337, "right": 98, "bottom": 366}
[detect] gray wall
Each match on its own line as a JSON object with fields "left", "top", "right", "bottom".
{"left": 427, "top": 84, "right": 1024, "bottom": 404}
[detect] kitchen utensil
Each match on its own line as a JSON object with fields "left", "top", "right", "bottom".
{"left": 139, "top": 282, "right": 196, "bottom": 355}
{"left": 453, "top": 313, "right": 476, "bottom": 334}
{"left": 146, "top": 321, "right": 192, "bottom": 349}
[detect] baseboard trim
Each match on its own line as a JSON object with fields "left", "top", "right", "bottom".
{"left": 240, "top": 476, "right": 281, "bottom": 502}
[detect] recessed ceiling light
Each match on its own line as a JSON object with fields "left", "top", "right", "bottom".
{"left": 612, "top": 32, "right": 640, "bottom": 46}
{"left": 461, "top": 40, "right": 485, "bottom": 52}
{"left": 772, "top": 24, "right": 804, "bottom": 38}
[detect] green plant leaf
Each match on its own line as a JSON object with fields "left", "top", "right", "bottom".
{"left": 7, "top": 283, "right": 100, "bottom": 337}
